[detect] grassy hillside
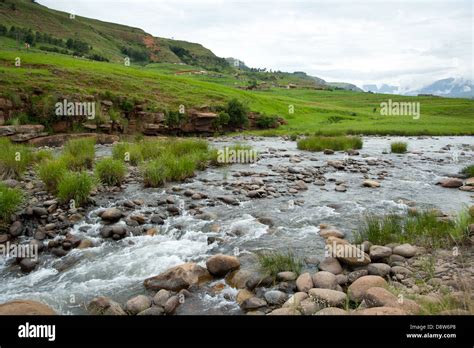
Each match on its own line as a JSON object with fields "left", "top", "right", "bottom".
{"left": 0, "top": 0, "right": 229, "bottom": 70}
{"left": 1, "top": 41, "right": 473, "bottom": 135}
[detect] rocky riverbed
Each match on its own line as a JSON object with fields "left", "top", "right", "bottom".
{"left": 0, "top": 135, "right": 472, "bottom": 315}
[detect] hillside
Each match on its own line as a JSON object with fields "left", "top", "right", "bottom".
{"left": 0, "top": 0, "right": 229, "bottom": 71}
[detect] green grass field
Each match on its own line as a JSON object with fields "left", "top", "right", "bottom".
{"left": 1, "top": 40, "right": 473, "bottom": 135}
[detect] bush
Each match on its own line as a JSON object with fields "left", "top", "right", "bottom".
{"left": 460, "top": 164, "right": 474, "bottom": 178}
{"left": 391, "top": 142, "right": 408, "bottom": 154}
{"left": 297, "top": 136, "right": 363, "bottom": 152}
{"left": 0, "top": 183, "right": 23, "bottom": 222}
{"left": 57, "top": 171, "right": 95, "bottom": 207}
{"left": 0, "top": 138, "right": 33, "bottom": 179}
{"left": 255, "top": 114, "right": 279, "bottom": 129}
{"left": 226, "top": 98, "right": 249, "bottom": 127}
{"left": 95, "top": 158, "right": 126, "bottom": 186}
{"left": 38, "top": 159, "right": 67, "bottom": 193}
{"left": 257, "top": 250, "right": 303, "bottom": 280}
{"left": 63, "top": 137, "right": 96, "bottom": 170}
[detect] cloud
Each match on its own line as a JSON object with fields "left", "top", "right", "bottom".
{"left": 38, "top": 0, "right": 473, "bottom": 89}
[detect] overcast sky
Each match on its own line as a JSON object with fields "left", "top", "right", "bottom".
{"left": 39, "top": 0, "right": 472, "bottom": 90}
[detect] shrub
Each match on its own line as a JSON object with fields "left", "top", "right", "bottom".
{"left": 257, "top": 250, "right": 303, "bottom": 279}
{"left": 297, "top": 135, "right": 363, "bottom": 152}
{"left": 0, "top": 183, "right": 23, "bottom": 222}
{"left": 217, "top": 111, "right": 230, "bottom": 126}
{"left": 63, "top": 137, "right": 96, "bottom": 170}
{"left": 255, "top": 114, "right": 279, "bottom": 129}
{"left": 391, "top": 142, "right": 408, "bottom": 153}
{"left": 226, "top": 98, "right": 249, "bottom": 127}
{"left": 95, "top": 158, "right": 126, "bottom": 186}
{"left": 57, "top": 171, "right": 95, "bottom": 207}
{"left": 0, "top": 138, "right": 33, "bottom": 179}
{"left": 460, "top": 164, "right": 474, "bottom": 178}
{"left": 38, "top": 159, "right": 67, "bottom": 193}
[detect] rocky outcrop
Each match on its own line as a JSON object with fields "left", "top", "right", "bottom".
{"left": 0, "top": 125, "right": 47, "bottom": 142}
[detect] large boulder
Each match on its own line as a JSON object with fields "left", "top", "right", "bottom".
{"left": 367, "top": 263, "right": 391, "bottom": 277}
{"left": 308, "top": 288, "right": 347, "bottom": 308}
{"left": 144, "top": 262, "right": 211, "bottom": 291}
{"left": 392, "top": 244, "right": 417, "bottom": 258}
{"left": 0, "top": 300, "right": 56, "bottom": 315}
{"left": 364, "top": 287, "right": 420, "bottom": 314}
{"left": 88, "top": 297, "right": 126, "bottom": 315}
{"left": 318, "top": 257, "right": 343, "bottom": 274}
{"left": 312, "top": 271, "right": 338, "bottom": 290}
{"left": 326, "top": 236, "right": 371, "bottom": 267}
{"left": 369, "top": 245, "right": 392, "bottom": 260}
{"left": 125, "top": 295, "right": 152, "bottom": 315}
{"left": 296, "top": 273, "right": 313, "bottom": 292}
{"left": 438, "top": 178, "right": 463, "bottom": 188}
{"left": 100, "top": 208, "right": 124, "bottom": 222}
{"left": 347, "top": 275, "right": 388, "bottom": 302}
{"left": 206, "top": 254, "right": 240, "bottom": 277}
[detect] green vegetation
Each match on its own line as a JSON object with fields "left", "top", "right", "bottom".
{"left": 0, "top": 138, "right": 33, "bottom": 179}
{"left": 209, "top": 144, "right": 257, "bottom": 166}
{"left": 391, "top": 142, "right": 408, "bottom": 153}
{"left": 38, "top": 159, "right": 67, "bottom": 193}
{"left": 353, "top": 209, "right": 473, "bottom": 248}
{"left": 225, "top": 98, "right": 249, "bottom": 127}
{"left": 62, "top": 138, "right": 96, "bottom": 170}
{"left": 57, "top": 171, "right": 95, "bottom": 207}
{"left": 32, "top": 149, "right": 53, "bottom": 163}
{"left": 297, "top": 135, "right": 363, "bottom": 152}
{"left": 0, "top": 183, "right": 23, "bottom": 222}
{"left": 256, "top": 250, "right": 304, "bottom": 280}
{"left": 112, "top": 142, "right": 143, "bottom": 166}
{"left": 460, "top": 164, "right": 474, "bottom": 178}
{"left": 95, "top": 158, "right": 126, "bottom": 186}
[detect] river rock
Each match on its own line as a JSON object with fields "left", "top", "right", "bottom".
{"left": 319, "top": 229, "right": 345, "bottom": 239}
{"left": 9, "top": 221, "right": 23, "bottom": 237}
{"left": 241, "top": 297, "right": 267, "bottom": 310}
{"left": 144, "top": 262, "right": 211, "bottom": 291}
{"left": 282, "top": 292, "right": 309, "bottom": 308}
{"left": 392, "top": 244, "right": 417, "bottom": 258}
{"left": 0, "top": 300, "right": 56, "bottom": 315}
{"left": 318, "top": 257, "right": 343, "bottom": 274}
{"left": 267, "top": 307, "right": 301, "bottom": 315}
{"left": 137, "top": 307, "right": 164, "bottom": 316}
{"left": 296, "top": 272, "right": 313, "bottom": 292}
{"left": 236, "top": 289, "right": 254, "bottom": 305}
{"left": 206, "top": 254, "right": 240, "bottom": 277}
{"left": 78, "top": 239, "right": 94, "bottom": 249}
{"left": 218, "top": 196, "right": 239, "bottom": 205}
{"left": 164, "top": 295, "right": 180, "bottom": 314}
{"left": 355, "top": 307, "right": 408, "bottom": 315}
{"left": 101, "top": 208, "right": 123, "bottom": 222}
{"left": 362, "top": 180, "right": 380, "bottom": 188}
{"left": 308, "top": 288, "right": 347, "bottom": 308}
{"left": 125, "top": 295, "right": 152, "bottom": 315}
{"left": 391, "top": 266, "right": 413, "bottom": 276}
{"left": 438, "top": 178, "right": 463, "bottom": 188}
{"left": 326, "top": 236, "right": 371, "bottom": 266}
{"left": 153, "top": 289, "right": 171, "bottom": 307}
{"left": 298, "top": 298, "right": 320, "bottom": 315}
{"left": 369, "top": 245, "right": 392, "bottom": 260}
{"left": 277, "top": 271, "right": 297, "bottom": 281}
{"left": 312, "top": 271, "right": 338, "bottom": 290}
{"left": 88, "top": 297, "right": 126, "bottom": 315}
{"left": 364, "top": 287, "right": 420, "bottom": 314}
{"left": 348, "top": 269, "right": 368, "bottom": 283}
{"left": 367, "top": 263, "right": 391, "bottom": 277}
{"left": 348, "top": 275, "right": 388, "bottom": 302}
{"left": 315, "top": 307, "right": 348, "bottom": 315}
{"left": 19, "top": 259, "right": 38, "bottom": 273}
{"left": 264, "top": 290, "right": 288, "bottom": 305}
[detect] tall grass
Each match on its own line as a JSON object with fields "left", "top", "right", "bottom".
{"left": 112, "top": 142, "right": 143, "bottom": 166}
{"left": 256, "top": 250, "right": 303, "bottom": 279}
{"left": 391, "top": 142, "right": 408, "bottom": 153}
{"left": 460, "top": 164, "right": 474, "bottom": 178}
{"left": 62, "top": 137, "right": 96, "bottom": 170}
{"left": 353, "top": 209, "right": 473, "bottom": 248}
{"left": 297, "top": 135, "right": 363, "bottom": 152}
{"left": 0, "top": 138, "right": 33, "bottom": 179}
{"left": 57, "top": 171, "right": 95, "bottom": 207}
{"left": 209, "top": 144, "right": 257, "bottom": 166}
{"left": 141, "top": 153, "right": 197, "bottom": 187}
{"left": 0, "top": 183, "right": 23, "bottom": 222}
{"left": 95, "top": 158, "right": 126, "bottom": 186}
{"left": 38, "top": 159, "right": 67, "bottom": 193}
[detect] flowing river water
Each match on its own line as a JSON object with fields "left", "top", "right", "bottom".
{"left": 0, "top": 136, "right": 472, "bottom": 314}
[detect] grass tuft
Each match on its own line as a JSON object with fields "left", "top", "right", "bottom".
{"left": 391, "top": 142, "right": 408, "bottom": 153}
{"left": 297, "top": 135, "right": 363, "bottom": 152}
{"left": 0, "top": 183, "right": 23, "bottom": 222}
{"left": 95, "top": 158, "right": 127, "bottom": 186}
{"left": 38, "top": 159, "right": 67, "bottom": 193}
{"left": 0, "top": 138, "right": 33, "bottom": 179}
{"left": 256, "top": 250, "right": 303, "bottom": 280}
{"left": 57, "top": 171, "right": 95, "bottom": 207}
